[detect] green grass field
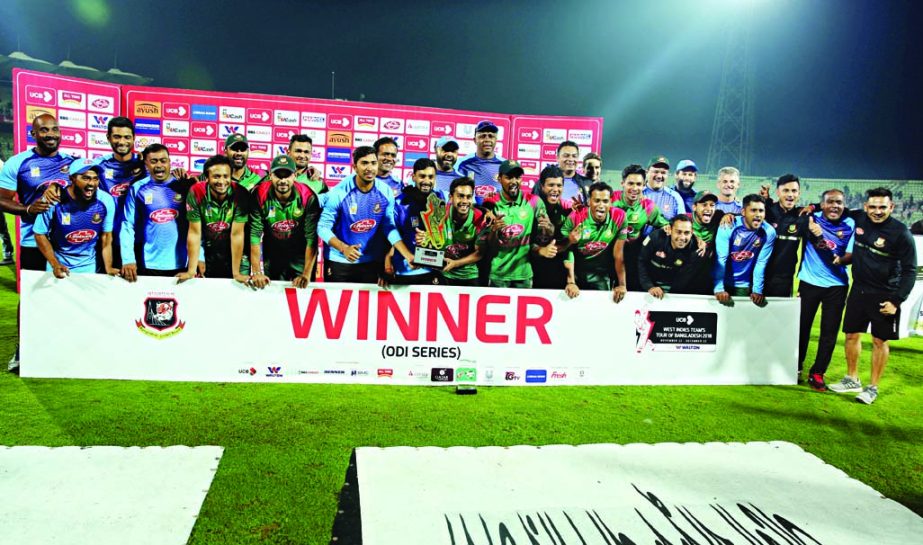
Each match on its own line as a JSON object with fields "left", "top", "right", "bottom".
{"left": 1, "top": 215, "right": 921, "bottom": 544}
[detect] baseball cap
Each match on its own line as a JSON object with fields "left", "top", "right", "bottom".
{"left": 648, "top": 155, "right": 670, "bottom": 169}
{"left": 434, "top": 136, "right": 459, "bottom": 152}
{"left": 224, "top": 133, "right": 249, "bottom": 149}
{"left": 475, "top": 120, "right": 499, "bottom": 134}
{"left": 270, "top": 155, "right": 296, "bottom": 175}
{"left": 693, "top": 190, "right": 718, "bottom": 204}
{"left": 498, "top": 159, "right": 524, "bottom": 178}
{"left": 68, "top": 157, "right": 103, "bottom": 177}
{"left": 676, "top": 159, "right": 698, "bottom": 172}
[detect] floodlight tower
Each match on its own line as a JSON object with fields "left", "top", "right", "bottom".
{"left": 705, "top": 12, "right": 754, "bottom": 175}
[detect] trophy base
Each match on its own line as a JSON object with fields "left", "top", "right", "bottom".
{"left": 414, "top": 247, "right": 445, "bottom": 270}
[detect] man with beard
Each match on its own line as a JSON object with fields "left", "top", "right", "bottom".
{"left": 638, "top": 214, "right": 703, "bottom": 297}
{"left": 673, "top": 159, "right": 698, "bottom": 213}
{"left": 642, "top": 155, "right": 686, "bottom": 222}
{"left": 288, "top": 134, "right": 326, "bottom": 198}
{"left": 797, "top": 189, "right": 855, "bottom": 391}
{"left": 715, "top": 166, "right": 743, "bottom": 214}
{"left": 318, "top": 146, "right": 415, "bottom": 284}
{"left": 248, "top": 155, "right": 321, "bottom": 289}
{"left": 482, "top": 160, "right": 551, "bottom": 288}
{"left": 457, "top": 120, "right": 504, "bottom": 202}
{"left": 613, "top": 164, "right": 668, "bottom": 292}
{"left": 387, "top": 158, "right": 442, "bottom": 285}
{"left": 555, "top": 141, "right": 590, "bottom": 202}
{"left": 433, "top": 136, "right": 462, "bottom": 195}
{"left": 558, "top": 182, "right": 628, "bottom": 301}
{"left": 120, "top": 144, "right": 195, "bottom": 281}
{"left": 0, "top": 114, "right": 73, "bottom": 271}
{"left": 177, "top": 155, "right": 251, "bottom": 283}
{"left": 373, "top": 137, "right": 402, "bottom": 196}
{"left": 713, "top": 194, "right": 776, "bottom": 306}
{"left": 530, "top": 165, "right": 573, "bottom": 290}
{"left": 830, "top": 188, "right": 916, "bottom": 404}
{"left": 222, "top": 133, "right": 262, "bottom": 190}
{"left": 763, "top": 174, "right": 807, "bottom": 297}
{"left": 687, "top": 190, "right": 726, "bottom": 295}
{"left": 33, "top": 158, "right": 117, "bottom": 277}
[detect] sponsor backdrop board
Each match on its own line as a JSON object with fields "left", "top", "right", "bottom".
{"left": 21, "top": 271, "right": 798, "bottom": 385}
{"left": 353, "top": 442, "right": 923, "bottom": 545}
{"left": 13, "top": 69, "right": 122, "bottom": 160}
{"left": 510, "top": 115, "right": 604, "bottom": 188}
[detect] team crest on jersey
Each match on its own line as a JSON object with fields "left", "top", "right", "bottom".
{"left": 675, "top": 259, "right": 683, "bottom": 266}
{"left": 518, "top": 210, "right": 527, "bottom": 220}
{"left": 734, "top": 236, "right": 742, "bottom": 246}
{"left": 788, "top": 224, "right": 797, "bottom": 233}
{"left": 61, "top": 213, "right": 71, "bottom": 225}
{"left": 30, "top": 167, "right": 40, "bottom": 178}
{"left": 60, "top": 165, "right": 69, "bottom": 173}
{"left": 293, "top": 207, "right": 303, "bottom": 218}
{"left": 105, "top": 168, "right": 114, "bottom": 179}
{"left": 836, "top": 230, "right": 844, "bottom": 239}
{"left": 349, "top": 203, "right": 358, "bottom": 215}
{"left": 132, "top": 167, "right": 142, "bottom": 176}
{"left": 628, "top": 213, "right": 639, "bottom": 223}
{"left": 874, "top": 237, "right": 885, "bottom": 248}
{"left": 173, "top": 193, "right": 183, "bottom": 202}
{"left": 754, "top": 239, "right": 762, "bottom": 247}
{"left": 373, "top": 203, "right": 381, "bottom": 214}
{"left": 91, "top": 212, "right": 103, "bottom": 224}
{"left": 144, "top": 193, "right": 154, "bottom": 204}
{"left": 136, "top": 294, "right": 185, "bottom": 339}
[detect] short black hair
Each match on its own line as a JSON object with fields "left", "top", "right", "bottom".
{"left": 449, "top": 176, "right": 475, "bottom": 196}
{"left": 557, "top": 140, "right": 579, "bottom": 154}
{"left": 539, "top": 165, "right": 564, "bottom": 186}
{"left": 867, "top": 187, "right": 893, "bottom": 200}
{"left": 670, "top": 213, "right": 693, "bottom": 227}
{"left": 203, "top": 154, "right": 231, "bottom": 177}
{"left": 289, "top": 134, "right": 313, "bottom": 147}
{"left": 373, "top": 137, "right": 398, "bottom": 153}
{"left": 587, "top": 181, "right": 613, "bottom": 197}
{"left": 820, "top": 188, "right": 844, "bottom": 202}
{"left": 621, "top": 164, "right": 646, "bottom": 181}
{"left": 742, "top": 194, "right": 766, "bottom": 208}
{"left": 412, "top": 158, "right": 436, "bottom": 173}
{"left": 142, "top": 143, "right": 169, "bottom": 160}
{"left": 352, "top": 146, "right": 376, "bottom": 164}
{"left": 107, "top": 116, "right": 134, "bottom": 136}
{"left": 776, "top": 173, "right": 800, "bottom": 188}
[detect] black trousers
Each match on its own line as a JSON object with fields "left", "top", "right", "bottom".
{"left": 763, "top": 275, "right": 795, "bottom": 297}
{"left": 798, "top": 280, "right": 848, "bottom": 375}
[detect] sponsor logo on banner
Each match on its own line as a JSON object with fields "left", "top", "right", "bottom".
{"left": 89, "top": 114, "right": 111, "bottom": 131}
{"left": 456, "top": 123, "right": 476, "bottom": 139}
{"left": 191, "top": 104, "right": 218, "bottom": 120}
{"left": 274, "top": 109, "right": 299, "bottom": 126}
{"left": 350, "top": 219, "right": 377, "bottom": 233}
{"left": 458, "top": 140, "right": 477, "bottom": 156}
{"left": 323, "top": 369, "right": 346, "bottom": 375}
{"left": 58, "top": 109, "right": 86, "bottom": 129}
{"left": 169, "top": 156, "right": 189, "bottom": 171}
{"left": 302, "top": 128, "right": 326, "bottom": 142}
{"left": 246, "top": 125, "right": 272, "bottom": 142}
{"left": 238, "top": 367, "right": 258, "bottom": 376}
{"left": 26, "top": 106, "right": 57, "bottom": 123}
{"left": 266, "top": 366, "right": 283, "bottom": 378}
{"left": 431, "top": 122, "right": 454, "bottom": 136}
{"left": 25, "top": 85, "right": 56, "bottom": 106}
{"left": 525, "top": 369, "right": 548, "bottom": 383}
{"left": 163, "top": 103, "right": 189, "bottom": 119}
{"left": 301, "top": 112, "right": 327, "bottom": 128}
{"left": 58, "top": 147, "right": 84, "bottom": 158}
{"left": 541, "top": 145, "right": 558, "bottom": 161}
{"left": 135, "top": 118, "right": 161, "bottom": 135}
{"left": 350, "top": 369, "right": 370, "bottom": 377}
{"left": 64, "top": 229, "right": 96, "bottom": 244}
{"left": 248, "top": 143, "right": 271, "bottom": 159}
{"left": 505, "top": 370, "right": 521, "bottom": 381}
{"left": 381, "top": 134, "right": 402, "bottom": 148}
{"left": 568, "top": 129, "right": 593, "bottom": 145}
{"left": 135, "top": 294, "right": 185, "bottom": 339}
{"left": 134, "top": 136, "right": 161, "bottom": 150}
{"left": 88, "top": 94, "right": 115, "bottom": 114}
{"left": 134, "top": 101, "right": 161, "bottom": 117}
{"left": 274, "top": 145, "right": 289, "bottom": 156}
{"left": 58, "top": 91, "right": 86, "bottom": 109}
{"left": 311, "top": 146, "right": 324, "bottom": 162}
{"left": 326, "top": 147, "right": 351, "bottom": 164}
{"left": 550, "top": 370, "right": 567, "bottom": 380}
{"left": 381, "top": 118, "right": 404, "bottom": 132}
{"left": 88, "top": 132, "right": 110, "bottom": 149}
{"left": 431, "top": 367, "right": 454, "bottom": 382}
{"left": 60, "top": 129, "right": 86, "bottom": 147}
{"left": 404, "top": 136, "right": 428, "bottom": 151}
{"left": 517, "top": 143, "right": 540, "bottom": 159}
{"left": 406, "top": 119, "right": 430, "bottom": 135}
{"left": 191, "top": 122, "right": 217, "bottom": 138}
{"left": 543, "top": 128, "right": 566, "bottom": 144}
{"left": 403, "top": 153, "right": 427, "bottom": 167}
{"left": 456, "top": 367, "right": 476, "bottom": 383}
{"left": 247, "top": 108, "right": 272, "bottom": 124}
{"left": 326, "top": 164, "right": 349, "bottom": 181}
{"left": 377, "top": 368, "right": 394, "bottom": 378}
{"left": 326, "top": 132, "right": 352, "bottom": 147}
{"left": 353, "top": 132, "right": 377, "bottom": 147}
{"left": 192, "top": 139, "right": 217, "bottom": 155}
{"left": 163, "top": 120, "right": 190, "bottom": 137}
{"left": 219, "top": 106, "right": 245, "bottom": 122}
{"left": 190, "top": 157, "right": 208, "bottom": 172}
{"left": 251, "top": 160, "right": 270, "bottom": 172}
{"left": 327, "top": 115, "right": 351, "bottom": 129}
{"left": 518, "top": 127, "right": 541, "bottom": 142}
{"left": 355, "top": 116, "right": 379, "bottom": 131}
{"left": 150, "top": 208, "right": 179, "bottom": 224}
{"left": 518, "top": 160, "right": 539, "bottom": 175}
{"left": 273, "top": 127, "right": 297, "bottom": 143}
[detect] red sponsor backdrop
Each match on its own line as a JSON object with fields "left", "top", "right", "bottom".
{"left": 13, "top": 69, "right": 122, "bottom": 159}
{"left": 510, "top": 116, "right": 604, "bottom": 187}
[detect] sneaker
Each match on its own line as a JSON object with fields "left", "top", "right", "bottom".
{"left": 7, "top": 351, "right": 19, "bottom": 373}
{"left": 828, "top": 376, "right": 863, "bottom": 393}
{"left": 807, "top": 373, "right": 827, "bottom": 392}
{"left": 0, "top": 253, "right": 12, "bottom": 265}
{"left": 856, "top": 386, "right": 879, "bottom": 405}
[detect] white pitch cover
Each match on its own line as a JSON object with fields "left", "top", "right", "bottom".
{"left": 0, "top": 446, "right": 223, "bottom": 545}
{"left": 355, "top": 442, "right": 923, "bottom": 545}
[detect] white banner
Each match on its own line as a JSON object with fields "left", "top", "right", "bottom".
{"left": 20, "top": 270, "right": 799, "bottom": 385}
{"left": 902, "top": 235, "right": 923, "bottom": 338}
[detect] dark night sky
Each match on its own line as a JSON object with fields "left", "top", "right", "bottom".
{"left": 2, "top": 0, "right": 921, "bottom": 179}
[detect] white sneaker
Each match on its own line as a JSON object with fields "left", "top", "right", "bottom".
{"left": 7, "top": 352, "right": 19, "bottom": 373}
{"left": 828, "top": 376, "right": 863, "bottom": 393}
{"left": 856, "top": 386, "right": 879, "bottom": 405}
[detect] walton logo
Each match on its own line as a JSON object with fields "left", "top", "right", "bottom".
{"left": 64, "top": 229, "right": 97, "bottom": 244}
{"left": 266, "top": 366, "right": 283, "bottom": 377}
{"left": 134, "top": 102, "right": 161, "bottom": 117}
{"left": 136, "top": 296, "right": 185, "bottom": 339}
{"left": 350, "top": 219, "right": 377, "bottom": 233}
{"left": 149, "top": 208, "right": 179, "bottom": 224}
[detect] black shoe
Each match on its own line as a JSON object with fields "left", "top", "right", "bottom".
{"left": 807, "top": 373, "right": 827, "bottom": 392}
{"left": 0, "top": 253, "right": 12, "bottom": 265}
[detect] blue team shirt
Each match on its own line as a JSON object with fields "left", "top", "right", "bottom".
{"left": 376, "top": 174, "right": 403, "bottom": 197}
{"left": 798, "top": 212, "right": 855, "bottom": 288}
{"left": 318, "top": 175, "right": 402, "bottom": 264}
{"left": 392, "top": 189, "right": 446, "bottom": 276}
{"left": 33, "top": 189, "right": 115, "bottom": 272}
{"left": 642, "top": 186, "right": 686, "bottom": 219}
{"left": 434, "top": 168, "right": 462, "bottom": 196}
{"left": 93, "top": 153, "right": 146, "bottom": 251}
{"left": 457, "top": 155, "right": 503, "bottom": 202}
{"left": 715, "top": 199, "right": 743, "bottom": 215}
{"left": 120, "top": 176, "right": 193, "bottom": 270}
{"left": 0, "top": 149, "right": 74, "bottom": 247}
{"left": 714, "top": 217, "right": 776, "bottom": 294}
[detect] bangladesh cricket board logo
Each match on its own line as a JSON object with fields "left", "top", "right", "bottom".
{"left": 136, "top": 295, "right": 185, "bottom": 339}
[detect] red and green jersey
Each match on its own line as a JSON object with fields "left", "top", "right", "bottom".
{"left": 485, "top": 191, "right": 548, "bottom": 282}
{"left": 296, "top": 171, "right": 329, "bottom": 197}
{"left": 561, "top": 206, "right": 627, "bottom": 276}
{"left": 612, "top": 194, "right": 668, "bottom": 242}
{"left": 186, "top": 181, "right": 249, "bottom": 271}
{"left": 249, "top": 181, "right": 320, "bottom": 274}
{"left": 235, "top": 167, "right": 263, "bottom": 191}
{"left": 443, "top": 205, "right": 488, "bottom": 280}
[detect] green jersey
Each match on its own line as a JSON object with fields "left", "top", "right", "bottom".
{"left": 235, "top": 166, "right": 263, "bottom": 191}
{"left": 442, "top": 206, "right": 488, "bottom": 280}
{"left": 249, "top": 181, "right": 320, "bottom": 276}
{"left": 185, "top": 181, "right": 249, "bottom": 275}
{"left": 296, "top": 171, "right": 329, "bottom": 198}
{"left": 612, "top": 195, "right": 668, "bottom": 241}
{"left": 486, "top": 191, "right": 548, "bottom": 282}
{"left": 561, "top": 206, "right": 628, "bottom": 278}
